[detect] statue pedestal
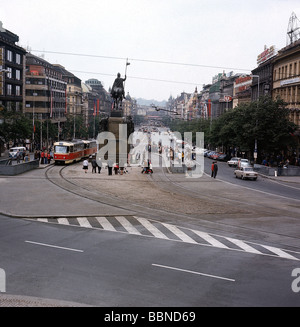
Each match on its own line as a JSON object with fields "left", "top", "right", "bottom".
{"left": 110, "top": 110, "right": 123, "bottom": 118}
{"left": 98, "top": 115, "right": 134, "bottom": 168}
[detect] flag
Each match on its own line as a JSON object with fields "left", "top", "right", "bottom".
{"left": 97, "top": 99, "right": 100, "bottom": 116}
{"left": 65, "top": 88, "right": 67, "bottom": 114}
{"left": 93, "top": 99, "right": 96, "bottom": 116}
{"left": 50, "top": 87, "right": 53, "bottom": 118}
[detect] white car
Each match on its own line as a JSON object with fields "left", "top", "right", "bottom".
{"left": 227, "top": 157, "right": 240, "bottom": 167}
{"left": 234, "top": 167, "right": 258, "bottom": 181}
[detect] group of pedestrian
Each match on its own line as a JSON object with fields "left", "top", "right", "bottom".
{"left": 83, "top": 157, "right": 129, "bottom": 176}
{"left": 33, "top": 149, "right": 53, "bottom": 165}
{"left": 83, "top": 157, "right": 102, "bottom": 174}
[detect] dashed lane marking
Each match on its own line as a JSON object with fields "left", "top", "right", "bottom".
{"left": 29, "top": 216, "right": 300, "bottom": 261}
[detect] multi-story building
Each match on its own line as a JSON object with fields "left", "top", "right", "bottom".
{"left": 25, "top": 53, "right": 67, "bottom": 144}
{"left": 272, "top": 39, "right": 300, "bottom": 128}
{"left": 233, "top": 75, "right": 252, "bottom": 108}
{"left": 53, "top": 64, "right": 82, "bottom": 118}
{"left": 85, "top": 78, "right": 112, "bottom": 115}
{"left": 251, "top": 45, "right": 276, "bottom": 100}
{"left": 0, "top": 22, "right": 26, "bottom": 113}
{"left": 272, "top": 39, "right": 300, "bottom": 158}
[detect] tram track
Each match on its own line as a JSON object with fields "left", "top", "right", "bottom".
{"left": 44, "top": 163, "right": 300, "bottom": 251}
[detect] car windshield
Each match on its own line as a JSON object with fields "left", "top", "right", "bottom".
{"left": 244, "top": 168, "right": 253, "bottom": 171}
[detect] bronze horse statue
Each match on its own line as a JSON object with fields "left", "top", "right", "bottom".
{"left": 111, "top": 73, "right": 127, "bottom": 110}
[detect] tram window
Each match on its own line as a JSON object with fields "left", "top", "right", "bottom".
{"left": 55, "top": 146, "right": 68, "bottom": 154}
{"left": 70, "top": 146, "right": 74, "bottom": 153}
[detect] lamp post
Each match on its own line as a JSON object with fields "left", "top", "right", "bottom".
{"left": 32, "top": 92, "right": 37, "bottom": 150}
{"left": 73, "top": 96, "right": 76, "bottom": 139}
{"left": 251, "top": 75, "right": 260, "bottom": 163}
{"left": 151, "top": 104, "right": 180, "bottom": 116}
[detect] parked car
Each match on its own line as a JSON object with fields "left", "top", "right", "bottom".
{"left": 234, "top": 167, "right": 258, "bottom": 181}
{"left": 227, "top": 157, "right": 240, "bottom": 167}
{"left": 217, "top": 153, "right": 230, "bottom": 162}
{"left": 9, "top": 147, "right": 26, "bottom": 160}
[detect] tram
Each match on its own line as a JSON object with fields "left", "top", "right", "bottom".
{"left": 54, "top": 139, "right": 97, "bottom": 165}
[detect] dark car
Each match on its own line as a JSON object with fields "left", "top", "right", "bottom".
{"left": 217, "top": 154, "right": 230, "bottom": 161}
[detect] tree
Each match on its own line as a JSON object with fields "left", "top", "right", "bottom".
{"left": 210, "top": 96, "right": 297, "bottom": 160}
{"left": 0, "top": 107, "right": 32, "bottom": 146}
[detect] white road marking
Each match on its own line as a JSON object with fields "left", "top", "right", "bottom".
{"left": 57, "top": 218, "right": 70, "bottom": 225}
{"left": 162, "top": 223, "right": 198, "bottom": 244}
{"left": 25, "top": 241, "right": 84, "bottom": 253}
{"left": 261, "top": 245, "right": 299, "bottom": 260}
{"left": 191, "top": 230, "right": 229, "bottom": 248}
{"left": 226, "top": 237, "right": 262, "bottom": 254}
{"left": 135, "top": 217, "right": 169, "bottom": 239}
{"left": 115, "top": 216, "right": 141, "bottom": 235}
{"left": 152, "top": 264, "right": 235, "bottom": 282}
{"left": 77, "top": 217, "right": 92, "bottom": 228}
{"left": 95, "top": 216, "right": 116, "bottom": 232}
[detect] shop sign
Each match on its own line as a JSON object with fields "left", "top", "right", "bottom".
{"left": 257, "top": 45, "right": 277, "bottom": 65}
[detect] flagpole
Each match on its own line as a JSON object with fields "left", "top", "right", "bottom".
{"left": 124, "top": 58, "right": 130, "bottom": 90}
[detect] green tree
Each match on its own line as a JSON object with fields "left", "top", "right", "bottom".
{"left": 210, "top": 96, "right": 297, "bottom": 160}
{"left": 0, "top": 107, "right": 32, "bottom": 145}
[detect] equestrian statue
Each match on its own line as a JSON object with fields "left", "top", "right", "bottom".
{"left": 111, "top": 73, "right": 127, "bottom": 110}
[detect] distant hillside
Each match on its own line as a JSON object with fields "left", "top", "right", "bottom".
{"left": 136, "top": 98, "right": 167, "bottom": 107}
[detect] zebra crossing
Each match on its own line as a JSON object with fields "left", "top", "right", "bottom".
{"left": 31, "top": 215, "right": 300, "bottom": 262}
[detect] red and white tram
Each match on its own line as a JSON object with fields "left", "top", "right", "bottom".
{"left": 54, "top": 139, "right": 97, "bottom": 165}
{"left": 83, "top": 139, "right": 97, "bottom": 158}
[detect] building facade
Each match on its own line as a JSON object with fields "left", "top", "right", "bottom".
{"left": 0, "top": 22, "right": 26, "bottom": 113}
{"left": 25, "top": 53, "right": 67, "bottom": 144}
{"left": 272, "top": 39, "right": 300, "bottom": 128}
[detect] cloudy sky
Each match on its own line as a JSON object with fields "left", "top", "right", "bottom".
{"left": 2, "top": 0, "right": 300, "bottom": 101}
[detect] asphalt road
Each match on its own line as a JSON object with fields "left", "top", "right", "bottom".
{"left": 202, "top": 157, "right": 300, "bottom": 200}
{"left": 0, "top": 214, "right": 299, "bottom": 307}
{"left": 1, "top": 129, "right": 300, "bottom": 308}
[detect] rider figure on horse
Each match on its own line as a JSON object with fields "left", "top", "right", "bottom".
{"left": 111, "top": 73, "right": 127, "bottom": 109}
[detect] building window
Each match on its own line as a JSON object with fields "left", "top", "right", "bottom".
{"left": 16, "top": 70, "right": 21, "bottom": 80}
{"left": 16, "top": 86, "right": 21, "bottom": 96}
{"left": 7, "top": 67, "right": 12, "bottom": 78}
{"left": 6, "top": 50, "right": 12, "bottom": 62}
{"left": 7, "top": 84, "right": 12, "bottom": 95}
{"left": 16, "top": 102, "right": 21, "bottom": 112}
{"left": 16, "top": 54, "right": 21, "bottom": 64}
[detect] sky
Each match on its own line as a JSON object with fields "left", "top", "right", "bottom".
{"left": 2, "top": 0, "right": 300, "bottom": 101}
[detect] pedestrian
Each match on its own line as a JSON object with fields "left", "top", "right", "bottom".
{"left": 47, "top": 152, "right": 51, "bottom": 164}
{"left": 213, "top": 162, "right": 218, "bottom": 179}
{"left": 40, "top": 150, "right": 44, "bottom": 164}
{"left": 107, "top": 159, "right": 113, "bottom": 176}
{"left": 211, "top": 162, "right": 215, "bottom": 178}
{"left": 16, "top": 150, "right": 21, "bottom": 164}
{"left": 277, "top": 161, "right": 283, "bottom": 176}
{"left": 114, "top": 163, "right": 119, "bottom": 175}
{"left": 44, "top": 151, "right": 48, "bottom": 165}
{"left": 91, "top": 158, "right": 97, "bottom": 174}
{"left": 97, "top": 158, "right": 102, "bottom": 174}
{"left": 83, "top": 159, "right": 89, "bottom": 174}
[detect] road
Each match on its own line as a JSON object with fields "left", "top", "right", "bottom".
{"left": 0, "top": 214, "right": 299, "bottom": 307}
{"left": 0, "top": 130, "right": 300, "bottom": 308}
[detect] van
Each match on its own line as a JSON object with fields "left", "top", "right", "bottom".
{"left": 9, "top": 147, "right": 26, "bottom": 159}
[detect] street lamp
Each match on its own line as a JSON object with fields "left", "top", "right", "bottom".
{"left": 151, "top": 104, "right": 180, "bottom": 115}
{"left": 32, "top": 92, "right": 37, "bottom": 151}
{"left": 251, "top": 75, "right": 260, "bottom": 163}
{"left": 73, "top": 96, "right": 76, "bottom": 139}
